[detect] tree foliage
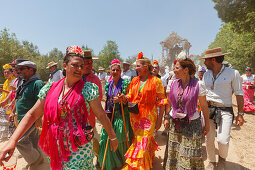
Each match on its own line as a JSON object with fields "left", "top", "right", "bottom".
{"left": 0, "top": 28, "right": 124, "bottom": 82}
{"left": 209, "top": 23, "right": 255, "bottom": 73}
{"left": 97, "top": 41, "right": 122, "bottom": 71}
{"left": 212, "top": 0, "right": 255, "bottom": 33}
{"left": 0, "top": 29, "right": 63, "bottom": 82}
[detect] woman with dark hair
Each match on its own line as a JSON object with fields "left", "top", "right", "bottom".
{"left": 120, "top": 52, "right": 167, "bottom": 170}
{"left": 98, "top": 59, "right": 133, "bottom": 170}
{"left": 0, "top": 46, "right": 118, "bottom": 170}
{"left": 164, "top": 58, "right": 210, "bottom": 169}
{"left": 241, "top": 67, "right": 255, "bottom": 112}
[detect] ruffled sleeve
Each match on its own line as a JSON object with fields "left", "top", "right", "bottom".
{"left": 155, "top": 77, "right": 168, "bottom": 106}
{"left": 82, "top": 82, "right": 100, "bottom": 102}
{"left": 82, "top": 82, "right": 100, "bottom": 112}
{"left": 122, "top": 78, "right": 130, "bottom": 95}
{"left": 38, "top": 81, "right": 53, "bottom": 99}
{"left": 104, "top": 81, "right": 110, "bottom": 96}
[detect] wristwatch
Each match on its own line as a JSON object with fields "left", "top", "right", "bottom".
{"left": 238, "top": 112, "right": 244, "bottom": 116}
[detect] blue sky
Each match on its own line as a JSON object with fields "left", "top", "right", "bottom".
{"left": 0, "top": 0, "right": 222, "bottom": 60}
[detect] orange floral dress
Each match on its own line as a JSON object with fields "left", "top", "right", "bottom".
{"left": 123, "top": 74, "right": 167, "bottom": 170}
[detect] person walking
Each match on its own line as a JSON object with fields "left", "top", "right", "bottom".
{"left": 151, "top": 60, "right": 161, "bottom": 78}
{"left": 11, "top": 61, "right": 44, "bottom": 169}
{"left": 203, "top": 47, "right": 244, "bottom": 169}
{"left": 0, "top": 46, "right": 118, "bottom": 170}
{"left": 99, "top": 59, "right": 133, "bottom": 170}
{"left": 47, "top": 61, "right": 64, "bottom": 82}
{"left": 120, "top": 52, "right": 167, "bottom": 170}
{"left": 163, "top": 58, "right": 210, "bottom": 169}
{"left": 0, "top": 64, "right": 15, "bottom": 139}
{"left": 82, "top": 50, "right": 103, "bottom": 158}
{"left": 121, "top": 61, "right": 136, "bottom": 81}
{"left": 241, "top": 67, "right": 255, "bottom": 112}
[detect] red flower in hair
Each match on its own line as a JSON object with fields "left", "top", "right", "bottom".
{"left": 66, "top": 46, "right": 84, "bottom": 56}
{"left": 152, "top": 60, "right": 158, "bottom": 65}
{"left": 174, "top": 60, "right": 178, "bottom": 65}
{"left": 137, "top": 52, "right": 143, "bottom": 60}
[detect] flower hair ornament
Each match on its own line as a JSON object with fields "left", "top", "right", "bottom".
{"left": 111, "top": 59, "right": 121, "bottom": 65}
{"left": 66, "top": 46, "right": 84, "bottom": 57}
{"left": 152, "top": 60, "right": 159, "bottom": 65}
{"left": 137, "top": 52, "right": 144, "bottom": 60}
{"left": 3, "top": 64, "right": 12, "bottom": 70}
{"left": 176, "top": 51, "right": 187, "bottom": 60}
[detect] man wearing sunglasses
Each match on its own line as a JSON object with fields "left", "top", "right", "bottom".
{"left": 14, "top": 61, "right": 45, "bottom": 169}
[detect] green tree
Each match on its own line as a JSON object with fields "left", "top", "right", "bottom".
{"left": 97, "top": 41, "right": 122, "bottom": 70}
{"left": 212, "top": 0, "right": 255, "bottom": 33}
{"left": 209, "top": 23, "right": 255, "bottom": 73}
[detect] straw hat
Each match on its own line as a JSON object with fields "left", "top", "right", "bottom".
{"left": 123, "top": 61, "right": 130, "bottom": 65}
{"left": 202, "top": 47, "right": 230, "bottom": 59}
{"left": 46, "top": 61, "right": 58, "bottom": 69}
{"left": 98, "top": 67, "right": 105, "bottom": 71}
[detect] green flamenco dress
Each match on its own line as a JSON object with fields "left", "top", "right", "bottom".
{"left": 99, "top": 78, "right": 133, "bottom": 170}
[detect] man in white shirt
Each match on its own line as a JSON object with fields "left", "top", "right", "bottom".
{"left": 47, "top": 61, "right": 64, "bottom": 82}
{"left": 121, "top": 61, "right": 136, "bottom": 81}
{"left": 202, "top": 47, "right": 244, "bottom": 169}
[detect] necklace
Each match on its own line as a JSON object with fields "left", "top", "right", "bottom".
{"left": 60, "top": 81, "right": 77, "bottom": 119}
{"left": 178, "top": 80, "right": 189, "bottom": 109}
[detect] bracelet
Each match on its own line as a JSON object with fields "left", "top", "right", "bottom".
{"left": 110, "top": 137, "right": 117, "bottom": 141}
{"left": 164, "top": 114, "right": 171, "bottom": 119}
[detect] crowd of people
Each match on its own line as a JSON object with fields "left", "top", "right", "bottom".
{"left": 0, "top": 45, "right": 253, "bottom": 170}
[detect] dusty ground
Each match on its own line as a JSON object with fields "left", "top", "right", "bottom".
{"left": 0, "top": 96, "right": 254, "bottom": 170}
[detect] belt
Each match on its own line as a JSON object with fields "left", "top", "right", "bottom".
{"left": 209, "top": 101, "right": 232, "bottom": 107}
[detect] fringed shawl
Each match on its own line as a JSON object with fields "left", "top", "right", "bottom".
{"left": 39, "top": 78, "right": 89, "bottom": 170}
{"left": 169, "top": 78, "right": 199, "bottom": 121}
{"left": 105, "top": 78, "right": 123, "bottom": 112}
{"left": 127, "top": 74, "right": 157, "bottom": 116}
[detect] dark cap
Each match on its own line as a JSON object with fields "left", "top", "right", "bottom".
{"left": 9, "top": 59, "right": 29, "bottom": 66}
{"left": 17, "top": 61, "right": 37, "bottom": 70}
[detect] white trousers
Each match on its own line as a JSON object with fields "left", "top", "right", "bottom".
{"left": 205, "top": 110, "right": 233, "bottom": 162}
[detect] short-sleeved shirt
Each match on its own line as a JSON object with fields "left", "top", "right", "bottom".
{"left": 121, "top": 70, "right": 136, "bottom": 81}
{"left": 168, "top": 79, "right": 207, "bottom": 120}
{"left": 16, "top": 80, "right": 44, "bottom": 122}
{"left": 203, "top": 65, "right": 243, "bottom": 106}
{"left": 98, "top": 72, "right": 106, "bottom": 81}
{"left": 38, "top": 81, "right": 99, "bottom": 112}
{"left": 49, "top": 70, "right": 64, "bottom": 82}
{"left": 161, "top": 72, "right": 170, "bottom": 88}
